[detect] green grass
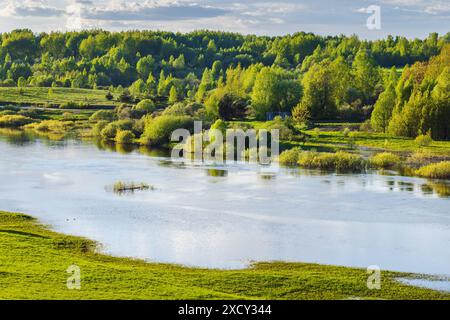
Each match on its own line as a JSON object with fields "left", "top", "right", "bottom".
{"left": 369, "top": 152, "right": 402, "bottom": 169}
{"left": 0, "top": 87, "right": 119, "bottom": 108}
{"left": 0, "top": 210, "right": 449, "bottom": 300}
{"left": 227, "top": 121, "right": 450, "bottom": 155}
{"left": 303, "top": 130, "right": 450, "bottom": 155}
{"left": 415, "top": 161, "right": 450, "bottom": 179}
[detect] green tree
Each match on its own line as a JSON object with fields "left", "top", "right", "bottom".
{"left": 297, "top": 63, "right": 337, "bottom": 120}
{"left": 196, "top": 68, "right": 214, "bottom": 102}
{"left": 251, "top": 67, "right": 301, "bottom": 120}
{"left": 371, "top": 83, "right": 396, "bottom": 133}
{"left": 352, "top": 48, "right": 381, "bottom": 103}
{"left": 136, "top": 55, "right": 155, "bottom": 80}
{"left": 168, "top": 86, "right": 179, "bottom": 104}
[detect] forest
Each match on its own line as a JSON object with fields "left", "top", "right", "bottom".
{"left": 0, "top": 29, "right": 449, "bottom": 141}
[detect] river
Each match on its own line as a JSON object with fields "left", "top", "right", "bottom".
{"left": 0, "top": 131, "right": 449, "bottom": 275}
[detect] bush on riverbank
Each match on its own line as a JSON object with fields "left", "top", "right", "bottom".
{"left": 297, "top": 151, "right": 365, "bottom": 172}
{"left": 115, "top": 130, "right": 135, "bottom": 144}
{"left": 415, "top": 161, "right": 450, "bottom": 179}
{"left": 92, "top": 120, "right": 108, "bottom": 136}
{"left": 415, "top": 134, "right": 433, "bottom": 147}
{"left": 278, "top": 148, "right": 365, "bottom": 172}
{"left": 369, "top": 152, "right": 401, "bottom": 169}
{"left": 89, "top": 110, "right": 116, "bottom": 122}
{"left": 30, "top": 120, "right": 74, "bottom": 132}
{"left": 278, "top": 147, "right": 302, "bottom": 165}
{"left": 140, "top": 115, "right": 193, "bottom": 146}
{"left": 100, "top": 120, "right": 134, "bottom": 140}
{"left": 0, "top": 115, "right": 33, "bottom": 127}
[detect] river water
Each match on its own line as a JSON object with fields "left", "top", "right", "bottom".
{"left": 0, "top": 132, "right": 449, "bottom": 275}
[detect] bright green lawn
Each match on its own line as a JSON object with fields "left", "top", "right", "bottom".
{"left": 228, "top": 120, "right": 450, "bottom": 155}
{"left": 304, "top": 130, "right": 450, "bottom": 155}
{"left": 0, "top": 87, "right": 119, "bottom": 107}
{"left": 0, "top": 211, "right": 449, "bottom": 300}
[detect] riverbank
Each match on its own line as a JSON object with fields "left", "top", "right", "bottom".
{"left": 0, "top": 87, "right": 118, "bottom": 109}
{"left": 0, "top": 210, "right": 449, "bottom": 300}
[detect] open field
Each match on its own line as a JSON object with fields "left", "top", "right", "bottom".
{"left": 0, "top": 87, "right": 119, "bottom": 108}
{"left": 0, "top": 210, "right": 449, "bottom": 300}
{"left": 228, "top": 121, "right": 450, "bottom": 155}
{"left": 303, "top": 130, "right": 450, "bottom": 155}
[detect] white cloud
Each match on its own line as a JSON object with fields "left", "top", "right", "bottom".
{"left": 424, "top": 2, "right": 450, "bottom": 14}
{"left": 0, "top": 0, "right": 65, "bottom": 17}
{"left": 380, "top": 0, "right": 450, "bottom": 14}
{"left": 73, "top": 0, "right": 229, "bottom": 21}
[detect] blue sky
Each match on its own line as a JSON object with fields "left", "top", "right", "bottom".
{"left": 0, "top": 0, "right": 448, "bottom": 39}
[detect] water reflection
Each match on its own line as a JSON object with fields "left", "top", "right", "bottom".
{"left": 424, "top": 182, "right": 450, "bottom": 198}
{"left": 385, "top": 179, "right": 450, "bottom": 198}
{"left": 259, "top": 173, "right": 276, "bottom": 180}
{"left": 0, "top": 128, "right": 33, "bottom": 146}
{"left": 0, "top": 132, "right": 450, "bottom": 273}
{"left": 206, "top": 169, "right": 228, "bottom": 177}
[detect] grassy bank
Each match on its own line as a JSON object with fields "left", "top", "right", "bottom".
{"left": 0, "top": 210, "right": 449, "bottom": 300}
{"left": 0, "top": 87, "right": 119, "bottom": 108}
{"left": 302, "top": 130, "right": 450, "bottom": 155}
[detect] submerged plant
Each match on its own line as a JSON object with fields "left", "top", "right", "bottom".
{"left": 111, "top": 181, "right": 155, "bottom": 194}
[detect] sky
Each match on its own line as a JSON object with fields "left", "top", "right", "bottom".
{"left": 0, "top": 0, "right": 448, "bottom": 39}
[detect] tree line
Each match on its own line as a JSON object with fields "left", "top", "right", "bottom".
{"left": 0, "top": 29, "right": 449, "bottom": 140}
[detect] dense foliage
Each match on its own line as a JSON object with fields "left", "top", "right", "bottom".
{"left": 1, "top": 29, "right": 449, "bottom": 141}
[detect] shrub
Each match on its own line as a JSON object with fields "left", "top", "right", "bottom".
{"left": 162, "top": 102, "right": 203, "bottom": 117}
{"left": 359, "top": 120, "right": 372, "bottom": 132}
{"left": 33, "top": 120, "right": 72, "bottom": 132}
{"left": 333, "top": 152, "right": 365, "bottom": 172}
{"left": 59, "top": 101, "right": 80, "bottom": 109}
{"left": 0, "top": 115, "right": 33, "bottom": 127}
{"left": 406, "top": 150, "right": 438, "bottom": 167}
{"left": 260, "top": 116, "right": 295, "bottom": 140}
{"left": 211, "top": 119, "right": 227, "bottom": 131}
{"left": 415, "top": 161, "right": 450, "bottom": 179}
{"left": 89, "top": 110, "right": 116, "bottom": 122}
{"left": 297, "top": 151, "right": 365, "bottom": 172}
{"left": 92, "top": 120, "right": 108, "bottom": 136}
{"left": 140, "top": 115, "right": 193, "bottom": 146}
{"left": 278, "top": 147, "right": 302, "bottom": 166}
{"left": 101, "top": 123, "right": 118, "bottom": 140}
{"left": 369, "top": 152, "right": 401, "bottom": 169}
{"left": 134, "top": 99, "right": 156, "bottom": 114}
{"left": 415, "top": 134, "right": 433, "bottom": 147}
{"left": 342, "top": 127, "right": 351, "bottom": 137}
{"left": 100, "top": 120, "right": 134, "bottom": 140}
{"left": 115, "top": 130, "right": 135, "bottom": 144}
{"left": 312, "top": 127, "right": 320, "bottom": 138}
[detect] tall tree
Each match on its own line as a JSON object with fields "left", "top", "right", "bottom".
{"left": 371, "top": 83, "right": 396, "bottom": 133}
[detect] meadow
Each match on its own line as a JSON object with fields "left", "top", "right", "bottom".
{"left": 1, "top": 210, "right": 449, "bottom": 300}
{"left": 0, "top": 87, "right": 118, "bottom": 108}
